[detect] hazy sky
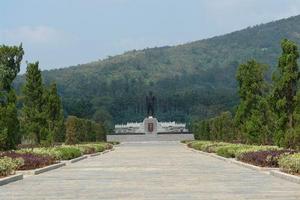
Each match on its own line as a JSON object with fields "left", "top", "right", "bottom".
{"left": 1, "top": 0, "right": 300, "bottom": 73}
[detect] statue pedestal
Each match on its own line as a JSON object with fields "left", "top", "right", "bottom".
{"left": 143, "top": 117, "right": 158, "bottom": 134}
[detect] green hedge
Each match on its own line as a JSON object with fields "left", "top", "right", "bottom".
{"left": 279, "top": 153, "right": 300, "bottom": 175}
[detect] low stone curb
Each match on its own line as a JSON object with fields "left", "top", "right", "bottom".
{"left": 61, "top": 155, "right": 88, "bottom": 165}
{"left": 18, "top": 163, "right": 66, "bottom": 175}
{"left": 0, "top": 174, "right": 23, "bottom": 186}
{"left": 89, "top": 152, "right": 102, "bottom": 157}
{"left": 270, "top": 170, "right": 300, "bottom": 184}
{"left": 88, "top": 148, "right": 114, "bottom": 157}
{"left": 229, "top": 159, "right": 277, "bottom": 172}
{"left": 189, "top": 148, "right": 229, "bottom": 162}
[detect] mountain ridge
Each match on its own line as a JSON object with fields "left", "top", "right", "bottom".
{"left": 14, "top": 14, "right": 300, "bottom": 124}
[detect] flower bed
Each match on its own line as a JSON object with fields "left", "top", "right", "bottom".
{"left": 279, "top": 153, "right": 300, "bottom": 175}
{"left": 0, "top": 142, "right": 114, "bottom": 178}
{"left": 0, "top": 157, "right": 23, "bottom": 177}
{"left": 237, "top": 150, "right": 296, "bottom": 168}
{"left": 0, "top": 152, "right": 56, "bottom": 170}
{"left": 187, "top": 140, "right": 300, "bottom": 177}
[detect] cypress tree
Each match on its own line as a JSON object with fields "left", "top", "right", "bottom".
{"left": 21, "top": 62, "right": 47, "bottom": 144}
{"left": 234, "top": 60, "right": 270, "bottom": 144}
{"left": 45, "top": 83, "right": 65, "bottom": 143}
{"left": 271, "top": 39, "right": 300, "bottom": 146}
{"left": 65, "top": 116, "right": 78, "bottom": 145}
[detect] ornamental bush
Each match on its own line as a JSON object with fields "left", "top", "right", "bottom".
{"left": 0, "top": 151, "right": 55, "bottom": 170}
{"left": 76, "top": 145, "right": 96, "bottom": 154}
{"left": 279, "top": 153, "right": 300, "bottom": 175}
{"left": 0, "top": 156, "right": 23, "bottom": 177}
{"left": 216, "top": 144, "right": 249, "bottom": 158}
{"left": 188, "top": 141, "right": 214, "bottom": 150}
{"left": 54, "top": 146, "right": 82, "bottom": 160}
{"left": 238, "top": 150, "right": 296, "bottom": 167}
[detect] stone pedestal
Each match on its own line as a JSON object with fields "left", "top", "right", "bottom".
{"left": 143, "top": 117, "right": 158, "bottom": 134}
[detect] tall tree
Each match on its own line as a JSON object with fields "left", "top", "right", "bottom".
{"left": 234, "top": 60, "right": 270, "bottom": 144}
{"left": 45, "top": 83, "right": 65, "bottom": 142}
{"left": 21, "top": 62, "right": 47, "bottom": 144}
{"left": 65, "top": 116, "right": 78, "bottom": 145}
{"left": 271, "top": 39, "right": 300, "bottom": 146}
{"left": 0, "top": 44, "right": 24, "bottom": 150}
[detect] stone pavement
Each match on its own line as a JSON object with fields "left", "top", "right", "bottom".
{"left": 0, "top": 141, "right": 299, "bottom": 200}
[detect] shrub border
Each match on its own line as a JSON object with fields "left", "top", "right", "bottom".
{"left": 185, "top": 143, "right": 300, "bottom": 184}
{"left": 0, "top": 143, "right": 115, "bottom": 186}
{"left": 0, "top": 174, "right": 23, "bottom": 186}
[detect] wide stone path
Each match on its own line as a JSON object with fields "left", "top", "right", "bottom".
{"left": 0, "top": 142, "right": 299, "bottom": 199}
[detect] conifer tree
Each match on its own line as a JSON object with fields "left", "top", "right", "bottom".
{"left": 65, "top": 116, "right": 78, "bottom": 145}
{"left": 0, "top": 44, "right": 24, "bottom": 150}
{"left": 234, "top": 60, "right": 271, "bottom": 144}
{"left": 271, "top": 39, "right": 300, "bottom": 146}
{"left": 21, "top": 62, "right": 47, "bottom": 144}
{"left": 45, "top": 83, "right": 65, "bottom": 142}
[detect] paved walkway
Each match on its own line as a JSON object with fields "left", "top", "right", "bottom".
{"left": 0, "top": 142, "right": 299, "bottom": 200}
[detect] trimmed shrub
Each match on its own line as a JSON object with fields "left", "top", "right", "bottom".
{"left": 76, "top": 145, "right": 96, "bottom": 154}
{"left": 189, "top": 141, "right": 229, "bottom": 153}
{"left": 84, "top": 143, "right": 107, "bottom": 152}
{"left": 0, "top": 152, "right": 55, "bottom": 170}
{"left": 188, "top": 141, "right": 214, "bottom": 150}
{"left": 216, "top": 144, "right": 249, "bottom": 158}
{"left": 279, "top": 153, "right": 300, "bottom": 175}
{"left": 238, "top": 150, "right": 296, "bottom": 167}
{"left": 54, "top": 146, "right": 82, "bottom": 160}
{"left": 0, "top": 156, "right": 23, "bottom": 177}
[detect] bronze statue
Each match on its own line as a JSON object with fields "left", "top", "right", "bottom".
{"left": 146, "top": 91, "right": 156, "bottom": 117}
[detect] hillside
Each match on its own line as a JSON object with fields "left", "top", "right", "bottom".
{"left": 14, "top": 15, "right": 300, "bottom": 125}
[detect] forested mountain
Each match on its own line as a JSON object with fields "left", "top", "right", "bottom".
{"left": 14, "top": 15, "right": 300, "bottom": 125}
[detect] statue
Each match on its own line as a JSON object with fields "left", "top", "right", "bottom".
{"left": 146, "top": 91, "right": 156, "bottom": 117}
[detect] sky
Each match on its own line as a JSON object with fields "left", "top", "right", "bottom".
{"left": 1, "top": 0, "right": 300, "bottom": 73}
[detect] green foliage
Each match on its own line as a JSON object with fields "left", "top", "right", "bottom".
{"left": 45, "top": 83, "right": 65, "bottom": 142}
{"left": 192, "top": 39, "right": 300, "bottom": 149}
{"left": 271, "top": 39, "right": 300, "bottom": 147}
{"left": 192, "top": 112, "right": 236, "bottom": 142}
{"left": 188, "top": 140, "right": 281, "bottom": 159}
{"left": 54, "top": 146, "right": 82, "bottom": 160}
{"left": 65, "top": 116, "right": 78, "bottom": 145}
{"left": 0, "top": 44, "right": 24, "bottom": 150}
{"left": 0, "top": 156, "right": 24, "bottom": 177}
{"left": 65, "top": 116, "right": 106, "bottom": 145}
{"left": 235, "top": 60, "right": 270, "bottom": 144}
{"left": 13, "top": 15, "right": 300, "bottom": 125}
{"left": 21, "top": 62, "right": 47, "bottom": 144}
{"left": 21, "top": 63, "right": 65, "bottom": 146}
{"left": 279, "top": 153, "right": 300, "bottom": 175}
{"left": 216, "top": 144, "right": 249, "bottom": 158}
